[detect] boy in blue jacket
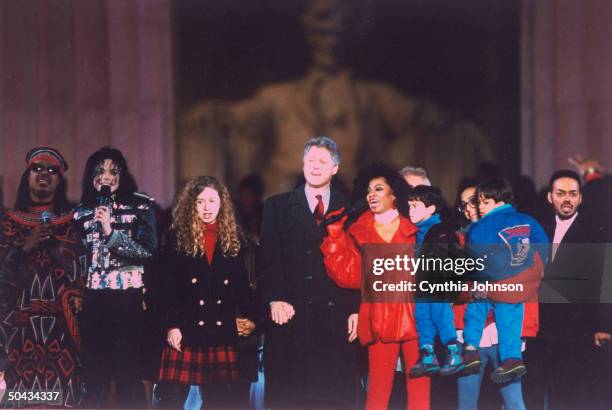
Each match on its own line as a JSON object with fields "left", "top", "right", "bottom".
{"left": 407, "top": 186, "right": 464, "bottom": 377}
{"left": 463, "top": 178, "right": 549, "bottom": 384}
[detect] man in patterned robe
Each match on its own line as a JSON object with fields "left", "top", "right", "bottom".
{"left": 0, "top": 147, "right": 85, "bottom": 408}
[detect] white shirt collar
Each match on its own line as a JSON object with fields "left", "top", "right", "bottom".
{"left": 551, "top": 212, "right": 578, "bottom": 261}
{"left": 555, "top": 211, "right": 578, "bottom": 227}
{"left": 304, "top": 185, "right": 331, "bottom": 214}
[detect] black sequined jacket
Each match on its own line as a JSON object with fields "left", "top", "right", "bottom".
{"left": 74, "top": 192, "right": 157, "bottom": 290}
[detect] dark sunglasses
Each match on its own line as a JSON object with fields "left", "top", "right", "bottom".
{"left": 30, "top": 163, "right": 61, "bottom": 175}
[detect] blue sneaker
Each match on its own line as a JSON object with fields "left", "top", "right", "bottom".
{"left": 440, "top": 343, "right": 464, "bottom": 376}
{"left": 409, "top": 344, "right": 440, "bottom": 378}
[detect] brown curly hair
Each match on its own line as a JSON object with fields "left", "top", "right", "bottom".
{"left": 171, "top": 176, "right": 242, "bottom": 257}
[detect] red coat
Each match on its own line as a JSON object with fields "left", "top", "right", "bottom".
{"left": 453, "top": 252, "right": 545, "bottom": 338}
{"left": 321, "top": 211, "right": 419, "bottom": 346}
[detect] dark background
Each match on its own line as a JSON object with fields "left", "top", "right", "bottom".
{"left": 174, "top": 0, "right": 520, "bottom": 175}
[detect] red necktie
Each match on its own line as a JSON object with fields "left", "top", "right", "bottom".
{"left": 313, "top": 194, "right": 324, "bottom": 226}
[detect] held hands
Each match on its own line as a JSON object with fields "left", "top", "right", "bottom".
{"left": 594, "top": 332, "right": 611, "bottom": 347}
{"left": 270, "top": 301, "right": 295, "bottom": 325}
{"left": 167, "top": 328, "right": 182, "bottom": 351}
{"left": 23, "top": 225, "right": 53, "bottom": 253}
{"left": 236, "top": 318, "right": 256, "bottom": 337}
{"left": 93, "top": 206, "right": 113, "bottom": 236}
{"left": 166, "top": 320, "right": 255, "bottom": 351}
{"left": 347, "top": 313, "right": 358, "bottom": 342}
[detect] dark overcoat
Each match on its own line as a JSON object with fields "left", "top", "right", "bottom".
{"left": 259, "top": 185, "right": 360, "bottom": 408}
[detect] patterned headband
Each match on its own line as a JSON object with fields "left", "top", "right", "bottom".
{"left": 25, "top": 146, "right": 69, "bottom": 174}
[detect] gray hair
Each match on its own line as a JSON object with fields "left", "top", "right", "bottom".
{"left": 399, "top": 166, "right": 431, "bottom": 186}
{"left": 303, "top": 136, "right": 341, "bottom": 165}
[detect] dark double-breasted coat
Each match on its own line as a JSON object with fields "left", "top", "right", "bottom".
{"left": 259, "top": 185, "right": 360, "bottom": 408}
{"left": 164, "top": 244, "right": 254, "bottom": 348}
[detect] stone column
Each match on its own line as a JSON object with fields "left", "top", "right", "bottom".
{"left": 0, "top": 0, "right": 175, "bottom": 208}
{"left": 521, "top": 0, "right": 612, "bottom": 187}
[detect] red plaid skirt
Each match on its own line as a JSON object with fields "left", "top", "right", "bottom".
{"left": 158, "top": 345, "right": 240, "bottom": 385}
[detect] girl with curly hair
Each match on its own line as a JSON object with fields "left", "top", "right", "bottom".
{"left": 321, "top": 162, "right": 431, "bottom": 410}
{"left": 157, "top": 176, "right": 256, "bottom": 409}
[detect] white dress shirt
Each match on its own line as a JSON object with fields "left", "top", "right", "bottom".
{"left": 304, "top": 185, "right": 331, "bottom": 214}
{"left": 552, "top": 212, "right": 578, "bottom": 261}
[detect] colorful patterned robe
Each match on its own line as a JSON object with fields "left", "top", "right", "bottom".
{"left": 0, "top": 207, "right": 86, "bottom": 408}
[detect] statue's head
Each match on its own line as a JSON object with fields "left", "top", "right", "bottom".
{"left": 302, "top": 0, "right": 351, "bottom": 71}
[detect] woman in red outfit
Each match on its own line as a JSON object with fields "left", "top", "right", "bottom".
{"left": 321, "top": 163, "right": 430, "bottom": 410}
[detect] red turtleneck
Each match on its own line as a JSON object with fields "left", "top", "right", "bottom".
{"left": 202, "top": 221, "right": 218, "bottom": 265}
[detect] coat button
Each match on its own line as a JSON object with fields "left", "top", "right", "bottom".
{"left": 306, "top": 250, "right": 313, "bottom": 255}
{"left": 191, "top": 278, "right": 197, "bottom": 284}
{"left": 216, "top": 321, "right": 222, "bottom": 326}
{"left": 199, "top": 300, "right": 205, "bottom": 306}
{"left": 305, "top": 275, "right": 313, "bottom": 280}
{"left": 216, "top": 299, "right": 222, "bottom": 304}
{"left": 307, "top": 300, "right": 313, "bottom": 305}
{"left": 327, "top": 301, "right": 336, "bottom": 307}
{"left": 198, "top": 320, "right": 204, "bottom": 326}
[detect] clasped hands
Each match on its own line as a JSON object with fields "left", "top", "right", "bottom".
{"left": 270, "top": 301, "right": 358, "bottom": 342}
{"left": 270, "top": 301, "right": 295, "bottom": 325}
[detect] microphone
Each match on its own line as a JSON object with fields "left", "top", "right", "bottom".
{"left": 41, "top": 211, "right": 52, "bottom": 225}
{"left": 40, "top": 211, "right": 54, "bottom": 243}
{"left": 322, "top": 199, "right": 369, "bottom": 228}
{"left": 95, "top": 185, "right": 112, "bottom": 233}
{"left": 98, "top": 185, "right": 112, "bottom": 207}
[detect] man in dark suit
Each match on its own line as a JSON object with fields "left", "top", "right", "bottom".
{"left": 532, "top": 169, "right": 607, "bottom": 408}
{"left": 542, "top": 170, "right": 606, "bottom": 302}
{"left": 260, "top": 137, "right": 360, "bottom": 409}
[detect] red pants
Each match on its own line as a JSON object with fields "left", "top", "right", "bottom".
{"left": 365, "top": 339, "right": 430, "bottom": 410}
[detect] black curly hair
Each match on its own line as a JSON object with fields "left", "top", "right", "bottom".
{"left": 80, "top": 146, "right": 139, "bottom": 208}
{"left": 353, "top": 162, "right": 410, "bottom": 216}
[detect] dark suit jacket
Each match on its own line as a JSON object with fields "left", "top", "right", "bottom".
{"left": 259, "top": 185, "right": 360, "bottom": 407}
{"left": 536, "top": 198, "right": 611, "bottom": 409}
{"left": 539, "top": 210, "right": 606, "bottom": 351}
{"left": 415, "top": 221, "right": 463, "bottom": 301}
{"left": 542, "top": 211, "right": 606, "bottom": 303}
{"left": 260, "top": 186, "right": 357, "bottom": 310}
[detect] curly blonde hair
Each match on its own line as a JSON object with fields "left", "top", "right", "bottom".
{"left": 171, "top": 176, "right": 242, "bottom": 257}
